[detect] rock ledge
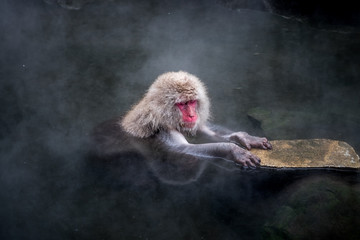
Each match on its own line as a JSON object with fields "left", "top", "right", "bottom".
{"left": 251, "top": 139, "right": 360, "bottom": 168}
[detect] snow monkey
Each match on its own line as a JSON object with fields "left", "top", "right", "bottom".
{"left": 93, "top": 71, "right": 271, "bottom": 176}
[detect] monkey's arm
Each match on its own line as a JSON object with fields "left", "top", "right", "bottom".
{"left": 157, "top": 130, "right": 261, "bottom": 168}
{"left": 199, "top": 125, "right": 272, "bottom": 151}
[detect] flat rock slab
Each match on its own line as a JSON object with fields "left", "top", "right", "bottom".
{"left": 251, "top": 139, "right": 360, "bottom": 169}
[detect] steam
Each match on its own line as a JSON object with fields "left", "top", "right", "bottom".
{"left": 1, "top": 0, "right": 360, "bottom": 239}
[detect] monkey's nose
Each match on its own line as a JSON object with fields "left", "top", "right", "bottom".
{"left": 188, "top": 108, "right": 196, "bottom": 117}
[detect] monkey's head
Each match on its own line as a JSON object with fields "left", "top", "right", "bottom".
{"left": 121, "top": 71, "right": 210, "bottom": 138}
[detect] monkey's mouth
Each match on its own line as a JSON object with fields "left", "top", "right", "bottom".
{"left": 181, "top": 122, "right": 197, "bottom": 129}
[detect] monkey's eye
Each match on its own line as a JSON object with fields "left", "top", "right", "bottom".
{"left": 176, "top": 100, "right": 197, "bottom": 109}
{"left": 175, "top": 102, "right": 186, "bottom": 109}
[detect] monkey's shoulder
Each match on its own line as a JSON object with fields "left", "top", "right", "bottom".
{"left": 91, "top": 117, "right": 162, "bottom": 156}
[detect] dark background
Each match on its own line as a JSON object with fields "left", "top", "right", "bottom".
{"left": 1, "top": 0, "right": 360, "bottom": 239}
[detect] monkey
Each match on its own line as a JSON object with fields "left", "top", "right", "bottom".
{"left": 92, "top": 71, "right": 272, "bottom": 184}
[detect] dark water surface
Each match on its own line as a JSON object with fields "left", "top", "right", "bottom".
{"left": 1, "top": 0, "right": 360, "bottom": 239}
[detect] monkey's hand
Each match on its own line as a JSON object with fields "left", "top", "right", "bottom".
{"left": 229, "top": 144, "right": 261, "bottom": 168}
{"left": 225, "top": 132, "right": 272, "bottom": 150}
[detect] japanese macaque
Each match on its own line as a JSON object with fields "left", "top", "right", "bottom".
{"left": 93, "top": 71, "right": 271, "bottom": 184}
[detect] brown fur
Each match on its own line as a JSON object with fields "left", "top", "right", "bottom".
{"left": 121, "top": 71, "right": 210, "bottom": 138}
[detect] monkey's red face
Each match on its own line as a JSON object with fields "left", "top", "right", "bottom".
{"left": 176, "top": 100, "right": 198, "bottom": 128}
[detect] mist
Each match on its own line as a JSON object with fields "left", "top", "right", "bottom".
{"left": 1, "top": 0, "right": 360, "bottom": 239}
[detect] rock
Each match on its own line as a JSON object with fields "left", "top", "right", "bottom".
{"left": 247, "top": 107, "right": 360, "bottom": 141}
{"left": 262, "top": 177, "right": 360, "bottom": 239}
{"left": 251, "top": 139, "right": 360, "bottom": 168}
{"left": 247, "top": 107, "right": 332, "bottom": 139}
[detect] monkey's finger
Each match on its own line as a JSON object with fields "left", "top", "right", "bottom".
{"left": 247, "top": 162, "right": 257, "bottom": 169}
{"left": 264, "top": 141, "right": 272, "bottom": 150}
{"left": 245, "top": 142, "right": 252, "bottom": 150}
{"left": 249, "top": 154, "right": 261, "bottom": 166}
{"left": 261, "top": 143, "right": 269, "bottom": 150}
{"left": 246, "top": 159, "right": 257, "bottom": 168}
{"left": 234, "top": 156, "right": 253, "bottom": 167}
